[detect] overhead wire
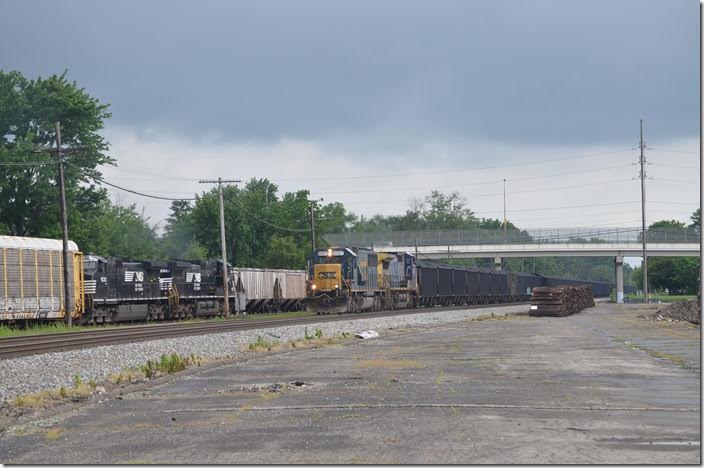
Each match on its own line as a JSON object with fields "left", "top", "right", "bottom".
{"left": 0, "top": 160, "right": 57, "bottom": 166}
{"left": 222, "top": 193, "right": 310, "bottom": 233}
{"left": 270, "top": 148, "right": 634, "bottom": 182}
{"left": 650, "top": 163, "right": 699, "bottom": 169}
{"left": 324, "top": 178, "right": 635, "bottom": 205}
{"left": 310, "top": 164, "right": 635, "bottom": 195}
{"left": 65, "top": 161, "right": 197, "bottom": 201}
{"left": 648, "top": 148, "right": 698, "bottom": 155}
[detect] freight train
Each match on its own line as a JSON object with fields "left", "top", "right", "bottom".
{"left": 306, "top": 247, "right": 613, "bottom": 314}
{"left": 0, "top": 236, "right": 306, "bottom": 324}
{"left": 0, "top": 235, "right": 613, "bottom": 324}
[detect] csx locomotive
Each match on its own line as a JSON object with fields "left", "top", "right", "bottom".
{"left": 306, "top": 246, "right": 612, "bottom": 314}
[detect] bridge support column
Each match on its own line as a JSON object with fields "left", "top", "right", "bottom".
{"left": 494, "top": 256, "right": 502, "bottom": 271}
{"left": 614, "top": 256, "right": 624, "bottom": 304}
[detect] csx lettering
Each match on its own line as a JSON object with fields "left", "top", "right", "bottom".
{"left": 318, "top": 271, "right": 336, "bottom": 279}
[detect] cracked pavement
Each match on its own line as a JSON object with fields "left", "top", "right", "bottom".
{"left": 0, "top": 303, "right": 699, "bottom": 464}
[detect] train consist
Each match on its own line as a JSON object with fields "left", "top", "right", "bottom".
{"left": 306, "top": 247, "right": 612, "bottom": 313}
{"left": 0, "top": 235, "right": 612, "bottom": 323}
{"left": 0, "top": 236, "right": 306, "bottom": 324}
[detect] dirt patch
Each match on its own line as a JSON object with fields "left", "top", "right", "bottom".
{"left": 650, "top": 301, "right": 700, "bottom": 325}
{"left": 356, "top": 358, "right": 426, "bottom": 369}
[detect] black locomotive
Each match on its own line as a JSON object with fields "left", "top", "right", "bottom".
{"left": 82, "top": 256, "right": 234, "bottom": 323}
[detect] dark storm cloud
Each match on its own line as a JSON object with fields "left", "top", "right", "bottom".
{"left": 0, "top": 0, "right": 698, "bottom": 147}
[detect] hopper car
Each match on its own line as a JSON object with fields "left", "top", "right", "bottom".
{"left": 306, "top": 247, "right": 613, "bottom": 314}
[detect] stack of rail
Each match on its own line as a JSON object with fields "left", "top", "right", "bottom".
{"left": 529, "top": 285, "right": 594, "bottom": 317}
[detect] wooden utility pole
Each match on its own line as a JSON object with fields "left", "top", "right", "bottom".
{"left": 308, "top": 198, "right": 323, "bottom": 252}
{"left": 198, "top": 177, "right": 240, "bottom": 317}
{"left": 55, "top": 122, "right": 72, "bottom": 327}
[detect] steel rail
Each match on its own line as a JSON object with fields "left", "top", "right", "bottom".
{"left": 0, "top": 303, "right": 527, "bottom": 359}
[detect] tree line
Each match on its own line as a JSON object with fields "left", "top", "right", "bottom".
{"left": 1, "top": 70, "right": 699, "bottom": 292}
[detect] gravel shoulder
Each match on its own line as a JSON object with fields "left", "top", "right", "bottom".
{"left": 0, "top": 304, "right": 527, "bottom": 403}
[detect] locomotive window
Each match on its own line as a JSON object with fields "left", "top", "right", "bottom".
{"left": 318, "top": 255, "right": 343, "bottom": 264}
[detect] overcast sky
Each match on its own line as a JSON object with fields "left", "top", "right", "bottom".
{"left": 1, "top": 0, "right": 699, "bottom": 242}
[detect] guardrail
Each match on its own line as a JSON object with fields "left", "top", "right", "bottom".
{"left": 324, "top": 227, "right": 701, "bottom": 247}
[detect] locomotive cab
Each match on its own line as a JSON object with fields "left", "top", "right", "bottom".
{"left": 306, "top": 247, "right": 384, "bottom": 314}
{"left": 308, "top": 248, "right": 350, "bottom": 293}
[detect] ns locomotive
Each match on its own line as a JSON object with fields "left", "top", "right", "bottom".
{"left": 306, "top": 246, "right": 612, "bottom": 314}
{"left": 0, "top": 235, "right": 307, "bottom": 324}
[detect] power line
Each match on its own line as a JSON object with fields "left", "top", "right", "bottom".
{"left": 324, "top": 178, "right": 635, "bottom": 205}
{"left": 66, "top": 161, "right": 197, "bottom": 201}
{"left": 650, "top": 178, "right": 699, "bottom": 184}
{"left": 271, "top": 149, "right": 634, "bottom": 182}
{"left": 651, "top": 163, "right": 699, "bottom": 169}
{"left": 223, "top": 194, "right": 310, "bottom": 233}
{"left": 648, "top": 148, "right": 698, "bottom": 155}
{"left": 0, "top": 160, "right": 58, "bottom": 166}
{"left": 104, "top": 163, "right": 200, "bottom": 182}
{"left": 648, "top": 200, "right": 699, "bottom": 206}
{"left": 311, "top": 164, "right": 634, "bottom": 195}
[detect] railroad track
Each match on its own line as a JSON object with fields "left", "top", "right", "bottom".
{"left": 0, "top": 303, "right": 528, "bottom": 359}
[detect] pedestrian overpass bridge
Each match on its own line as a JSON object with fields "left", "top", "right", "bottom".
{"left": 324, "top": 227, "right": 700, "bottom": 304}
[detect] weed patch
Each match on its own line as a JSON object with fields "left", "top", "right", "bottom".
{"left": 11, "top": 353, "right": 204, "bottom": 411}
{"left": 248, "top": 335, "right": 279, "bottom": 352}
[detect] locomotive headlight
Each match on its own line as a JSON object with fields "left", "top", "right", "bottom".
{"left": 311, "top": 284, "right": 317, "bottom": 290}
{"left": 327, "top": 248, "right": 333, "bottom": 257}
{"left": 334, "top": 284, "right": 339, "bottom": 289}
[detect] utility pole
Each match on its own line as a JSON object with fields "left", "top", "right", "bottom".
{"left": 308, "top": 198, "right": 323, "bottom": 252}
{"left": 55, "top": 122, "right": 72, "bottom": 327}
{"left": 198, "top": 177, "right": 241, "bottom": 317}
{"left": 639, "top": 119, "right": 649, "bottom": 302}
{"left": 502, "top": 178, "right": 507, "bottom": 235}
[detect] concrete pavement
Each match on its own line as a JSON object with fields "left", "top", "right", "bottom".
{"left": 0, "top": 303, "right": 699, "bottom": 464}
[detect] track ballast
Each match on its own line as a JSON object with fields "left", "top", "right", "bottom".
{"left": 0, "top": 303, "right": 527, "bottom": 359}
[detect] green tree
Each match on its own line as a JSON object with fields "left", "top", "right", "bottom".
{"left": 264, "top": 235, "right": 307, "bottom": 269}
{"left": 188, "top": 179, "right": 352, "bottom": 267}
{"left": 159, "top": 200, "right": 206, "bottom": 259}
{"left": 79, "top": 201, "right": 158, "bottom": 258}
{"left": 690, "top": 208, "right": 700, "bottom": 229}
{"left": 0, "top": 70, "right": 113, "bottom": 245}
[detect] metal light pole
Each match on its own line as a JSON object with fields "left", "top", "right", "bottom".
{"left": 639, "top": 120, "right": 649, "bottom": 302}
{"left": 199, "top": 177, "right": 241, "bottom": 317}
{"left": 55, "top": 122, "right": 72, "bottom": 326}
{"left": 502, "top": 178, "right": 507, "bottom": 236}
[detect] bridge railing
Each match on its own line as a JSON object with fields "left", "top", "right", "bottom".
{"left": 324, "top": 227, "right": 701, "bottom": 248}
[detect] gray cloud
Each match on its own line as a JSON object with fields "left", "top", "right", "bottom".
{"left": 1, "top": 0, "right": 698, "bottom": 149}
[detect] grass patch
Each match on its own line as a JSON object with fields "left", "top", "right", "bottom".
{"left": 0, "top": 322, "right": 125, "bottom": 338}
{"left": 12, "top": 382, "right": 95, "bottom": 408}
{"left": 625, "top": 294, "right": 696, "bottom": 303}
{"left": 44, "top": 428, "right": 64, "bottom": 440}
{"left": 0, "top": 311, "right": 315, "bottom": 338}
{"left": 248, "top": 335, "right": 280, "bottom": 352}
{"left": 247, "top": 332, "right": 347, "bottom": 355}
{"left": 140, "top": 353, "right": 202, "bottom": 378}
